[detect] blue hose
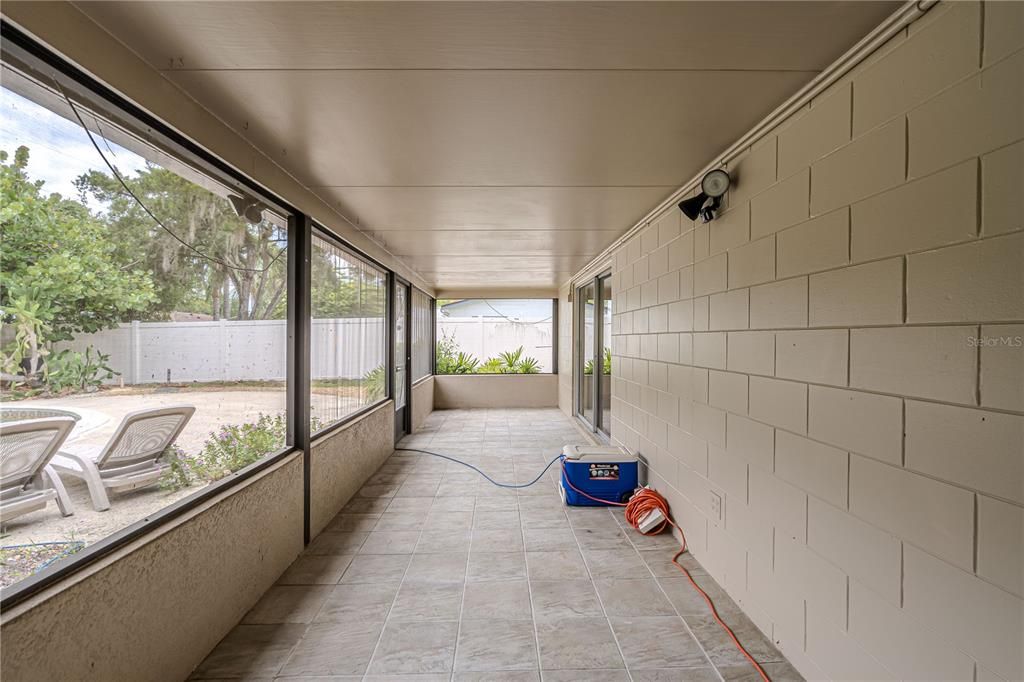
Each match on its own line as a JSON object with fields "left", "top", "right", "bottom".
{"left": 395, "top": 447, "right": 563, "bottom": 489}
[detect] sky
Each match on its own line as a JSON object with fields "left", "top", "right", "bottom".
{"left": 0, "top": 85, "right": 147, "bottom": 206}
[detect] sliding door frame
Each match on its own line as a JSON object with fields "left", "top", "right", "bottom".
{"left": 575, "top": 271, "right": 612, "bottom": 439}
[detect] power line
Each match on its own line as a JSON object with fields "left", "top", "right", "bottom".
{"left": 481, "top": 299, "right": 552, "bottom": 325}
{"left": 56, "top": 81, "right": 286, "bottom": 274}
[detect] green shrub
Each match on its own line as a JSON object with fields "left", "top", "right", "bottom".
{"left": 46, "top": 346, "right": 118, "bottom": 393}
{"left": 516, "top": 356, "right": 541, "bottom": 374}
{"left": 583, "top": 347, "right": 612, "bottom": 376}
{"left": 194, "top": 413, "right": 286, "bottom": 481}
{"left": 437, "top": 333, "right": 540, "bottom": 375}
{"left": 160, "top": 413, "right": 322, "bottom": 492}
{"left": 436, "top": 331, "right": 479, "bottom": 374}
{"left": 479, "top": 346, "right": 541, "bottom": 374}
{"left": 363, "top": 364, "right": 386, "bottom": 401}
{"left": 159, "top": 445, "right": 192, "bottom": 491}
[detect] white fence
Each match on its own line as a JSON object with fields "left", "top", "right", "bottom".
{"left": 438, "top": 317, "right": 553, "bottom": 372}
{"left": 57, "top": 319, "right": 385, "bottom": 384}
{"left": 54, "top": 316, "right": 552, "bottom": 385}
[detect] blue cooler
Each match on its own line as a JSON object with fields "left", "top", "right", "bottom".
{"left": 560, "top": 445, "right": 638, "bottom": 507}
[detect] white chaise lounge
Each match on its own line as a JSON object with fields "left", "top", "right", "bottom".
{"left": 1, "top": 417, "right": 77, "bottom": 522}
{"left": 50, "top": 405, "right": 195, "bottom": 511}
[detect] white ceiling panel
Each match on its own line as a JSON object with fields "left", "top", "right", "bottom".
{"left": 366, "top": 230, "right": 623, "bottom": 257}
{"left": 72, "top": 1, "right": 901, "bottom": 291}
{"left": 165, "top": 69, "right": 815, "bottom": 187}
{"left": 78, "top": 2, "right": 899, "bottom": 72}
{"left": 313, "top": 186, "right": 675, "bottom": 232}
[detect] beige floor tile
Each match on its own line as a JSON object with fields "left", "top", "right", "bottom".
{"left": 582, "top": 549, "right": 649, "bottom": 579}
{"left": 687, "top": 612, "right": 783, "bottom": 666}
{"left": 472, "top": 528, "right": 525, "bottom": 552}
{"left": 718, "top": 660, "right": 804, "bottom": 681}
{"left": 423, "top": 510, "right": 474, "bottom": 530}
{"left": 404, "top": 551, "right": 469, "bottom": 583}
{"left": 366, "top": 620, "right": 459, "bottom": 674}
{"left": 455, "top": 619, "right": 539, "bottom": 672}
{"left": 340, "top": 553, "right": 411, "bottom": 584}
{"left": 474, "top": 510, "right": 522, "bottom": 529}
{"left": 389, "top": 582, "right": 465, "bottom": 621}
{"left": 536, "top": 617, "right": 625, "bottom": 670}
{"left": 193, "top": 624, "right": 306, "bottom": 678}
{"left": 530, "top": 580, "right": 604, "bottom": 619}
{"left": 609, "top": 616, "right": 709, "bottom": 669}
{"left": 315, "top": 582, "right": 398, "bottom": 623}
{"left": 638, "top": 549, "right": 705, "bottom": 578}
{"left": 360, "top": 530, "right": 423, "bottom": 554}
{"left": 277, "top": 554, "right": 354, "bottom": 585}
{"left": 198, "top": 409, "right": 801, "bottom": 682}
{"left": 306, "top": 530, "right": 368, "bottom": 555}
{"left": 417, "top": 528, "right": 473, "bottom": 553}
{"left": 657, "top": 575, "right": 742, "bottom": 618}
{"left": 374, "top": 511, "right": 428, "bottom": 531}
{"left": 629, "top": 667, "right": 722, "bottom": 681}
{"left": 385, "top": 497, "right": 436, "bottom": 513}
{"left": 541, "top": 670, "right": 630, "bottom": 681}
{"left": 327, "top": 514, "right": 380, "bottom": 532}
{"left": 279, "top": 621, "right": 384, "bottom": 677}
{"left": 454, "top": 672, "right": 541, "bottom": 681}
{"left": 474, "top": 495, "right": 520, "bottom": 512}
{"left": 242, "top": 585, "right": 332, "bottom": 624}
{"left": 594, "top": 579, "right": 677, "bottom": 617}
{"left": 462, "top": 579, "right": 533, "bottom": 620}
{"left": 467, "top": 551, "right": 528, "bottom": 582}
{"left": 574, "top": 526, "right": 635, "bottom": 551}
{"left": 524, "top": 526, "right": 579, "bottom": 551}
{"left": 526, "top": 550, "right": 591, "bottom": 581}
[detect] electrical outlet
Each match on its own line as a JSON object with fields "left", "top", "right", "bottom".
{"left": 709, "top": 491, "right": 723, "bottom": 521}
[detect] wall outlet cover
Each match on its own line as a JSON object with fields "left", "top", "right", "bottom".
{"left": 710, "top": 491, "right": 723, "bottom": 521}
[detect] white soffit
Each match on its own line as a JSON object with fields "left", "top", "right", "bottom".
{"left": 76, "top": 1, "right": 900, "bottom": 292}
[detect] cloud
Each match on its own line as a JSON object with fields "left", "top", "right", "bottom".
{"left": 1, "top": 86, "right": 147, "bottom": 207}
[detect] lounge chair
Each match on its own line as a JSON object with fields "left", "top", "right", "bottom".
{"left": 50, "top": 405, "right": 195, "bottom": 511}
{"left": 1, "top": 417, "right": 77, "bottom": 522}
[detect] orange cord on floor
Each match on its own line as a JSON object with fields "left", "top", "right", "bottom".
{"left": 561, "top": 465, "right": 772, "bottom": 682}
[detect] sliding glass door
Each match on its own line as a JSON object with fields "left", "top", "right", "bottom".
{"left": 577, "top": 273, "right": 613, "bottom": 437}
{"left": 393, "top": 277, "right": 411, "bottom": 442}
{"left": 599, "top": 274, "right": 613, "bottom": 435}
{"left": 579, "top": 282, "right": 597, "bottom": 427}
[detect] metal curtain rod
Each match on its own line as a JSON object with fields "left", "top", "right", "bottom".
{"left": 569, "top": 0, "right": 940, "bottom": 287}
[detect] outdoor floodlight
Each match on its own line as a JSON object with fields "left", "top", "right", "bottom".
{"left": 228, "top": 194, "right": 265, "bottom": 225}
{"left": 678, "top": 169, "right": 731, "bottom": 223}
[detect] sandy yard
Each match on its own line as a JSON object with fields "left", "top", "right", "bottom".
{"left": 1, "top": 386, "right": 289, "bottom": 549}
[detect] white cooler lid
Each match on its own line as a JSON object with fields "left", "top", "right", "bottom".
{"left": 562, "top": 444, "right": 636, "bottom": 463}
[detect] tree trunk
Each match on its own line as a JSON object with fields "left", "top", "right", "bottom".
{"left": 221, "top": 279, "right": 231, "bottom": 319}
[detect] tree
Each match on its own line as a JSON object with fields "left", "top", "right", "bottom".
{"left": 76, "top": 165, "right": 287, "bottom": 321}
{"left": 309, "top": 246, "right": 386, "bottom": 319}
{"left": 0, "top": 147, "right": 157, "bottom": 342}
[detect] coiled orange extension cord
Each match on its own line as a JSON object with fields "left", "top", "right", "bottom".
{"left": 562, "top": 464, "right": 772, "bottom": 682}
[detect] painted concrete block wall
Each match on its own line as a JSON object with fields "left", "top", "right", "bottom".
{"left": 605, "top": 3, "right": 1023, "bottom": 679}
{"left": 411, "top": 376, "right": 435, "bottom": 432}
{"left": 434, "top": 374, "right": 558, "bottom": 409}
{"left": 0, "top": 455, "right": 304, "bottom": 682}
{"left": 310, "top": 401, "right": 396, "bottom": 537}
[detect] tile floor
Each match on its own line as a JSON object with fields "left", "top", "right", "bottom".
{"left": 192, "top": 408, "right": 802, "bottom": 681}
